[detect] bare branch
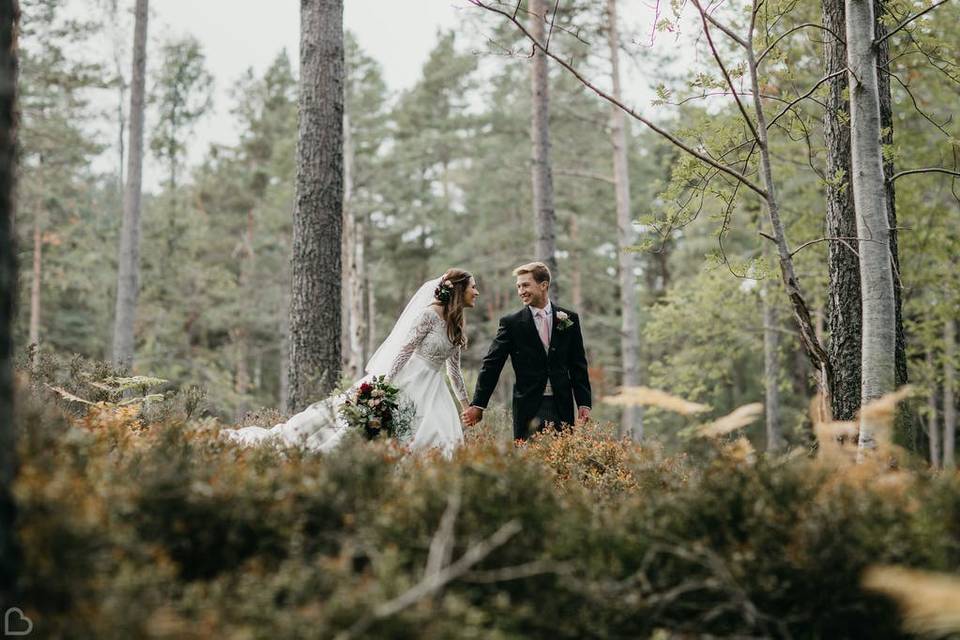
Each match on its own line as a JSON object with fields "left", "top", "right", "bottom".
{"left": 788, "top": 235, "right": 878, "bottom": 257}
{"left": 692, "top": 0, "right": 761, "bottom": 143}
{"left": 468, "top": 0, "right": 769, "bottom": 198}
{"left": 766, "top": 69, "right": 846, "bottom": 130}
{"left": 874, "top": 0, "right": 952, "bottom": 48}
{"left": 554, "top": 168, "right": 616, "bottom": 184}
{"left": 758, "top": 23, "right": 845, "bottom": 64}
{"left": 889, "top": 167, "right": 960, "bottom": 182}
{"left": 701, "top": 5, "right": 749, "bottom": 48}
{"left": 337, "top": 519, "right": 523, "bottom": 640}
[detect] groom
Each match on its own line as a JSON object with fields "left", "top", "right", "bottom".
{"left": 462, "top": 262, "right": 591, "bottom": 440}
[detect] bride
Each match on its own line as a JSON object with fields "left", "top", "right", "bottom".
{"left": 222, "top": 268, "right": 479, "bottom": 457}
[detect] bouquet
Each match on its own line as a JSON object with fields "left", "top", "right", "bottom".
{"left": 338, "top": 375, "right": 416, "bottom": 441}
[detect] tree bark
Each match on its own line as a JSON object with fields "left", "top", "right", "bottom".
{"left": 279, "top": 286, "right": 290, "bottom": 416}
{"left": 111, "top": 0, "right": 148, "bottom": 370}
{"left": 762, "top": 235, "right": 784, "bottom": 451}
{"left": 0, "top": 0, "right": 19, "bottom": 611}
{"left": 944, "top": 318, "right": 956, "bottom": 469}
{"left": 926, "top": 345, "right": 940, "bottom": 468}
{"left": 340, "top": 113, "right": 353, "bottom": 374}
{"left": 340, "top": 111, "right": 365, "bottom": 379}
{"left": 529, "top": 0, "right": 558, "bottom": 298}
{"left": 822, "top": 0, "right": 860, "bottom": 422}
{"left": 366, "top": 272, "right": 376, "bottom": 358}
{"left": 288, "top": 0, "right": 343, "bottom": 411}
{"left": 845, "top": 0, "right": 897, "bottom": 455}
{"left": 874, "top": 0, "right": 907, "bottom": 393}
{"left": 822, "top": 0, "right": 908, "bottom": 424}
{"left": 606, "top": 0, "right": 642, "bottom": 439}
{"left": 568, "top": 216, "right": 582, "bottom": 309}
{"left": 27, "top": 216, "right": 38, "bottom": 348}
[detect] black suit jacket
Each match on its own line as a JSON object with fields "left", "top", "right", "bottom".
{"left": 471, "top": 304, "right": 591, "bottom": 440}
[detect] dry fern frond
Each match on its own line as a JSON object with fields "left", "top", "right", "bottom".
{"left": 813, "top": 421, "right": 859, "bottom": 466}
{"left": 860, "top": 386, "right": 915, "bottom": 424}
{"left": 697, "top": 403, "right": 763, "bottom": 438}
{"left": 723, "top": 436, "right": 756, "bottom": 464}
{"left": 603, "top": 386, "right": 711, "bottom": 415}
{"left": 44, "top": 383, "right": 95, "bottom": 405}
{"left": 863, "top": 565, "right": 960, "bottom": 634}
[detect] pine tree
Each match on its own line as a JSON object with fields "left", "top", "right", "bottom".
{"left": 111, "top": 0, "right": 147, "bottom": 369}
{"left": 289, "top": 0, "right": 344, "bottom": 410}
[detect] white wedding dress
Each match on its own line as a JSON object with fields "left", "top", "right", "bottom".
{"left": 221, "top": 301, "right": 468, "bottom": 457}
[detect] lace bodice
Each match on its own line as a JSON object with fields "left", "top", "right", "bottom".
{"left": 387, "top": 307, "right": 468, "bottom": 405}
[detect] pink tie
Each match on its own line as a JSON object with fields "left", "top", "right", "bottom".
{"left": 536, "top": 310, "right": 550, "bottom": 350}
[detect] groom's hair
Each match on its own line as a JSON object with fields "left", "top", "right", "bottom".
{"left": 513, "top": 261, "right": 551, "bottom": 284}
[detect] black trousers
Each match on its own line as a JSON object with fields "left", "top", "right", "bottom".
{"left": 531, "top": 395, "right": 561, "bottom": 434}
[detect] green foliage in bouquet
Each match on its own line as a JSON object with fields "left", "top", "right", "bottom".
{"left": 338, "top": 375, "right": 416, "bottom": 441}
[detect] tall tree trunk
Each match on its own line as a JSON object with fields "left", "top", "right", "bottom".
{"left": 340, "top": 111, "right": 365, "bottom": 379}
{"left": 569, "top": 216, "right": 582, "bottom": 308}
{"left": 874, "top": 0, "right": 907, "bottom": 393}
{"left": 762, "top": 236, "right": 784, "bottom": 451}
{"left": 111, "top": 0, "right": 148, "bottom": 369}
{"left": 822, "top": 0, "right": 860, "bottom": 422}
{"left": 288, "top": 0, "right": 343, "bottom": 411}
{"left": 606, "top": 0, "right": 642, "bottom": 439}
{"left": 0, "top": 0, "right": 19, "bottom": 611}
{"left": 27, "top": 216, "right": 38, "bottom": 348}
{"left": 845, "top": 0, "right": 897, "bottom": 455}
{"left": 279, "top": 287, "right": 290, "bottom": 415}
{"left": 822, "top": 0, "right": 908, "bottom": 423}
{"left": 233, "top": 206, "right": 255, "bottom": 414}
{"left": 366, "top": 272, "right": 375, "bottom": 358}
{"left": 529, "top": 0, "right": 558, "bottom": 298}
{"left": 927, "top": 345, "right": 941, "bottom": 468}
{"left": 944, "top": 318, "right": 956, "bottom": 469}
{"left": 350, "top": 217, "right": 366, "bottom": 370}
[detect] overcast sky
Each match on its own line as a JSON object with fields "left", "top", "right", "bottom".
{"left": 132, "top": 1, "right": 684, "bottom": 189}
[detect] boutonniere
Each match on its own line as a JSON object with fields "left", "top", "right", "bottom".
{"left": 556, "top": 310, "right": 574, "bottom": 331}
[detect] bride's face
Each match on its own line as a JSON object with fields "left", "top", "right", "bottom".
{"left": 463, "top": 277, "right": 479, "bottom": 308}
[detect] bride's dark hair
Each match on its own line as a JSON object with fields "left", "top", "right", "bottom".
{"left": 433, "top": 268, "right": 472, "bottom": 348}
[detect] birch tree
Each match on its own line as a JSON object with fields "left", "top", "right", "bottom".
{"left": 605, "top": 0, "right": 641, "bottom": 439}
{"left": 822, "top": 0, "right": 909, "bottom": 423}
{"left": 289, "top": 0, "right": 344, "bottom": 411}
{"left": 844, "top": 0, "right": 898, "bottom": 453}
{"left": 0, "top": 0, "right": 17, "bottom": 609}
{"left": 944, "top": 318, "right": 956, "bottom": 469}
{"left": 111, "top": 0, "right": 147, "bottom": 369}
{"left": 926, "top": 345, "right": 940, "bottom": 468}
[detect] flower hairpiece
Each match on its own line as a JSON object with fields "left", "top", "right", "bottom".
{"left": 434, "top": 279, "right": 454, "bottom": 304}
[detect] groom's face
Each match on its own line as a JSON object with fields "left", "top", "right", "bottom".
{"left": 516, "top": 273, "right": 549, "bottom": 308}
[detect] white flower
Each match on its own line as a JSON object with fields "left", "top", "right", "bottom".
{"left": 556, "top": 311, "right": 569, "bottom": 321}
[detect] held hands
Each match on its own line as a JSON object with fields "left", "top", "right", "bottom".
{"left": 576, "top": 406, "right": 591, "bottom": 426}
{"left": 461, "top": 405, "right": 483, "bottom": 427}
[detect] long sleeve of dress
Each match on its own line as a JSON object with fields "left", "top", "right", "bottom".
{"left": 446, "top": 347, "right": 469, "bottom": 406}
{"left": 386, "top": 309, "right": 435, "bottom": 380}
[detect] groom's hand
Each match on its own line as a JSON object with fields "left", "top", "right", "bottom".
{"left": 462, "top": 405, "right": 483, "bottom": 427}
{"left": 577, "top": 406, "right": 591, "bottom": 425}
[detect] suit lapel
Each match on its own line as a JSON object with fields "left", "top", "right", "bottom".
{"left": 549, "top": 304, "right": 558, "bottom": 347}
